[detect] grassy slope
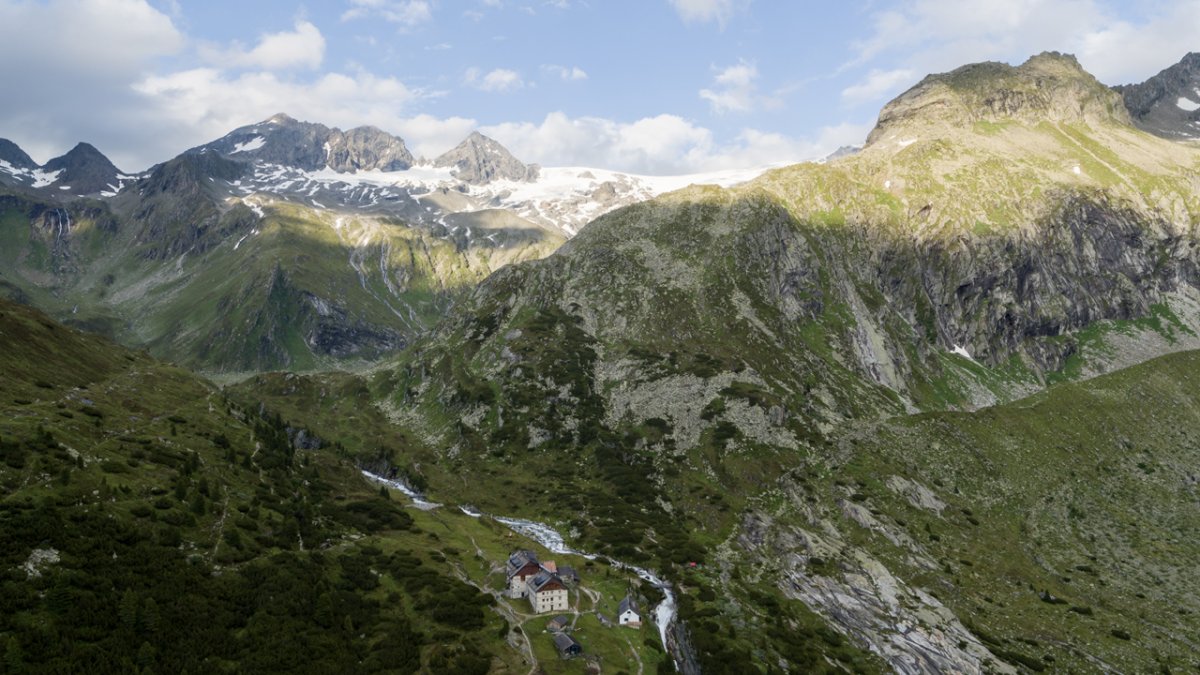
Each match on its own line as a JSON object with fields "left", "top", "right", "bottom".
{"left": 0, "top": 190, "right": 564, "bottom": 373}
{"left": 0, "top": 298, "right": 666, "bottom": 674}
{"left": 810, "top": 349, "right": 1200, "bottom": 672}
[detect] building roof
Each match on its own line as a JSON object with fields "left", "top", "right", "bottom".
{"left": 507, "top": 550, "right": 538, "bottom": 571}
{"left": 618, "top": 595, "right": 639, "bottom": 616}
{"left": 528, "top": 570, "right": 566, "bottom": 593}
{"left": 542, "top": 560, "right": 558, "bottom": 573}
{"left": 507, "top": 550, "right": 540, "bottom": 580}
{"left": 553, "top": 632, "right": 581, "bottom": 654}
{"left": 558, "top": 565, "right": 578, "bottom": 580}
{"left": 547, "top": 615, "right": 569, "bottom": 630}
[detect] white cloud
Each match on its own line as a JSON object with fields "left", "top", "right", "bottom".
{"left": 0, "top": 0, "right": 184, "bottom": 166}
{"left": 543, "top": 64, "right": 588, "bottom": 81}
{"left": 202, "top": 21, "right": 325, "bottom": 71}
{"left": 0, "top": 0, "right": 182, "bottom": 75}
{"left": 847, "top": 0, "right": 1200, "bottom": 91}
{"left": 134, "top": 68, "right": 423, "bottom": 133}
{"left": 480, "top": 111, "right": 865, "bottom": 174}
{"left": 342, "top": 0, "right": 432, "bottom": 26}
{"left": 126, "top": 68, "right": 452, "bottom": 165}
{"left": 465, "top": 67, "right": 525, "bottom": 92}
{"left": 1075, "top": 2, "right": 1200, "bottom": 85}
{"left": 699, "top": 60, "right": 781, "bottom": 114}
{"left": 391, "top": 114, "right": 478, "bottom": 159}
{"left": 841, "top": 68, "right": 915, "bottom": 105}
{"left": 666, "top": 0, "right": 748, "bottom": 26}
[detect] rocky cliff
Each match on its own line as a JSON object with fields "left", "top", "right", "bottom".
{"left": 189, "top": 113, "right": 415, "bottom": 172}
{"left": 1116, "top": 52, "right": 1200, "bottom": 140}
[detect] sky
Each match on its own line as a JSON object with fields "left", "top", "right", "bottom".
{"left": 0, "top": 0, "right": 1196, "bottom": 174}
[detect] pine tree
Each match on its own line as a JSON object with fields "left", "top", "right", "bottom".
{"left": 119, "top": 589, "right": 139, "bottom": 629}
{"left": 4, "top": 637, "right": 25, "bottom": 674}
{"left": 142, "top": 598, "right": 160, "bottom": 633}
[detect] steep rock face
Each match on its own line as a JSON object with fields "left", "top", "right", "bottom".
{"left": 126, "top": 152, "right": 250, "bottom": 259}
{"left": 324, "top": 125, "right": 414, "bottom": 172}
{"left": 1116, "top": 52, "right": 1200, "bottom": 140}
{"left": 40, "top": 142, "right": 123, "bottom": 195}
{"left": 433, "top": 131, "right": 539, "bottom": 184}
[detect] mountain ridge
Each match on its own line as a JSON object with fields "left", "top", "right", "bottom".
{"left": 1116, "top": 52, "right": 1200, "bottom": 140}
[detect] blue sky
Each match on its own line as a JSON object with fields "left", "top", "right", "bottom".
{"left": 0, "top": 0, "right": 1195, "bottom": 173}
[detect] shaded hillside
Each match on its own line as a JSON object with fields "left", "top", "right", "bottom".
{"left": 0, "top": 298, "right": 521, "bottom": 673}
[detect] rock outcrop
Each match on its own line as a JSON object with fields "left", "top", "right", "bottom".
{"left": 1116, "top": 52, "right": 1200, "bottom": 140}
{"left": 191, "top": 113, "right": 414, "bottom": 172}
{"left": 0, "top": 138, "right": 37, "bottom": 171}
{"left": 433, "top": 131, "right": 539, "bottom": 184}
{"left": 40, "top": 142, "right": 124, "bottom": 195}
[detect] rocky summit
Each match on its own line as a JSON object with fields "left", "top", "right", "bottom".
{"left": 433, "top": 131, "right": 541, "bottom": 184}
{"left": 1116, "top": 52, "right": 1200, "bottom": 141}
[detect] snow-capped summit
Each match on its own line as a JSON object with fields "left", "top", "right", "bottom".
{"left": 0, "top": 139, "right": 130, "bottom": 197}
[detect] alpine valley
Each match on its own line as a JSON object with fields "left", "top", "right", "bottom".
{"left": 5, "top": 50, "right": 1200, "bottom": 675}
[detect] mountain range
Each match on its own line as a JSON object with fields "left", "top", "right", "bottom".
{"left": 4, "top": 50, "right": 1200, "bottom": 674}
{"left": 0, "top": 113, "right": 772, "bottom": 374}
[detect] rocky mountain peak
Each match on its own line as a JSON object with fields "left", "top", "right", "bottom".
{"left": 0, "top": 138, "right": 37, "bottom": 170}
{"left": 42, "top": 142, "right": 123, "bottom": 194}
{"left": 325, "top": 125, "right": 414, "bottom": 173}
{"left": 433, "top": 131, "right": 539, "bottom": 184}
{"left": 866, "top": 52, "right": 1129, "bottom": 147}
{"left": 1115, "top": 52, "right": 1200, "bottom": 140}
{"left": 188, "top": 114, "right": 413, "bottom": 173}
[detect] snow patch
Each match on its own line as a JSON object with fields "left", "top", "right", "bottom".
{"left": 898, "top": 137, "right": 918, "bottom": 148}
{"left": 951, "top": 344, "right": 976, "bottom": 362}
{"left": 1177, "top": 97, "right": 1200, "bottom": 112}
{"left": 1073, "top": 165, "right": 1082, "bottom": 175}
{"left": 30, "top": 168, "right": 63, "bottom": 188}
{"left": 231, "top": 136, "right": 266, "bottom": 154}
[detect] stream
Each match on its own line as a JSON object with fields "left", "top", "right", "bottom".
{"left": 363, "top": 470, "right": 682, "bottom": 671}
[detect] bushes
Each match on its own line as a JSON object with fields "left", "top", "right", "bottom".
{"left": 334, "top": 498, "right": 414, "bottom": 533}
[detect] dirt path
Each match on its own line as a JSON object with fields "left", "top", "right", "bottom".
{"left": 624, "top": 635, "right": 644, "bottom": 675}
{"left": 208, "top": 493, "right": 231, "bottom": 563}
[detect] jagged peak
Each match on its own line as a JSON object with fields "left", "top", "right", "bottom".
{"left": 265, "top": 112, "right": 298, "bottom": 125}
{"left": 865, "top": 52, "right": 1130, "bottom": 147}
{"left": 1114, "top": 52, "right": 1200, "bottom": 141}
{"left": 433, "top": 131, "right": 538, "bottom": 184}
